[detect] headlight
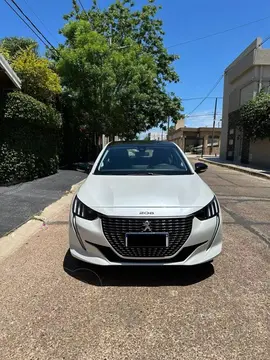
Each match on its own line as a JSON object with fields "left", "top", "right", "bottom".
{"left": 195, "top": 197, "right": 219, "bottom": 221}
{"left": 72, "top": 196, "right": 98, "bottom": 221}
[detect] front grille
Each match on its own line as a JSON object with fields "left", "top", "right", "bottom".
{"left": 101, "top": 216, "right": 193, "bottom": 258}
{"left": 86, "top": 241, "right": 205, "bottom": 263}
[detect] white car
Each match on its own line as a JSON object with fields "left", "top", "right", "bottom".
{"left": 69, "top": 141, "right": 222, "bottom": 266}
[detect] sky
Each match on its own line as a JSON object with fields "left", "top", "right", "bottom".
{"left": 1, "top": 0, "right": 270, "bottom": 132}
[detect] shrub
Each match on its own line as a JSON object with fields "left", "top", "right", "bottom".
{"left": 232, "top": 92, "right": 270, "bottom": 141}
{"left": 4, "top": 91, "right": 62, "bottom": 128}
{"left": 0, "top": 92, "right": 61, "bottom": 185}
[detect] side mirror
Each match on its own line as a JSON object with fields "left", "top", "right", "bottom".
{"left": 195, "top": 162, "right": 208, "bottom": 174}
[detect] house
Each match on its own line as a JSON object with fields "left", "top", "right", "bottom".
{"left": 169, "top": 119, "right": 221, "bottom": 155}
{"left": 0, "top": 54, "right": 21, "bottom": 115}
{"left": 0, "top": 54, "right": 21, "bottom": 95}
{"left": 220, "top": 38, "right": 270, "bottom": 168}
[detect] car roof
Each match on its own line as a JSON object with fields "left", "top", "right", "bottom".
{"left": 108, "top": 141, "right": 176, "bottom": 148}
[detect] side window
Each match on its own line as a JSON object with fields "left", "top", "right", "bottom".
{"left": 170, "top": 151, "right": 178, "bottom": 166}
{"left": 172, "top": 149, "right": 186, "bottom": 169}
{"left": 168, "top": 152, "right": 173, "bottom": 165}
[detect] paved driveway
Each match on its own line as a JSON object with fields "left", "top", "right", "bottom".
{"left": 0, "top": 162, "right": 269, "bottom": 359}
{"left": 0, "top": 170, "right": 87, "bottom": 237}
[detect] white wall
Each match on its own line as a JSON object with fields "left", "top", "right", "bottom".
{"left": 175, "top": 119, "right": 185, "bottom": 130}
{"left": 220, "top": 74, "right": 229, "bottom": 159}
{"left": 221, "top": 39, "right": 270, "bottom": 165}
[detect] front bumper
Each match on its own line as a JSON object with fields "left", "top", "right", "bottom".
{"left": 69, "top": 214, "right": 222, "bottom": 266}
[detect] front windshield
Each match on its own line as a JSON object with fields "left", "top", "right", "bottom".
{"left": 94, "top": 143, "right": 192, "bottom": 175}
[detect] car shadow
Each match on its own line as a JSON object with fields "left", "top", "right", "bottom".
{"left": 63, "top": 250, "right": 214, "bottom": 287}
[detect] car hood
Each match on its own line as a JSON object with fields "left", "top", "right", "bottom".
{"left": 77, "top": 174, "right": 214, "bottom": 216}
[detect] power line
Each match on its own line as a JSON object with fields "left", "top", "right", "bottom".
{"left": 187, "top": 75, "right": 224, "bottom": 116}
{"left": 7, "top": 0, "right": 60, "bottom": 56}
{"left": 224, "top": 35, "right": 270, "bottom": 75}
{"left": 3, "top": 0, "right": 49, "bottom": 48}
{"left": 78, "top": 0, "right": 91, "bottom": 21}
{"left": 167, "top": 15, "right": 270, "bottom": 49}
{"left": 261, "top": 35, "right": 270, "bottom": 46}
{"left": 182, "top": 97, "right": 223, "bottom": 101}
{"left": 22, "top": 0, "right": 60, "bottom": 45}
{"left": 95, "top": 0, "right": 101, "bottom": 10}
{"left": 185, "top": 113, "right": 222, "bottom": 118}
{"left": 78, "top": 0, "right": 87, "bottom": 12}
{"left": 187, "top": 34, "right": 270, "bottom": 117}
{"left": 9, "top": 0, "right": 59, "bottom": 52}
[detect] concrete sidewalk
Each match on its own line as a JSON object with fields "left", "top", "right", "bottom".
{"left": 198, "top": 156, "right": 270, "bottom": 180}
{"left": 0, "top": 170, "right": 87, "bottom": 237}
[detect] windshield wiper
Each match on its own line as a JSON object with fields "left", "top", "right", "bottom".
{"left": 131, "top": 172, "right": 160, "bottom": 176}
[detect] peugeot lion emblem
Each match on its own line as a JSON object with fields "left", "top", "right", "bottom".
{"left": 142, "top": 220, "right": 152, "bottom": 232}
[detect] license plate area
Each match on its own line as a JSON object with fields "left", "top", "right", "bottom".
{"left": 125, "top": 233, "right": 169, "bottom": 248}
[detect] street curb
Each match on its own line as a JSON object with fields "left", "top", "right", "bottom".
{"left": 0, "top": 179, "right": 85, "bottom": 263}
{"left": 198, "top": 158, "right": 270, "bottom": 181}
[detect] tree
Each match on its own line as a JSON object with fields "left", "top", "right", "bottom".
{"left": 12, "top": 47, "right": 61, "bottom": 104}
{"left": 57, "top": 20, "right": 159, "bottom": 138}
{"left": 143, "top": 134, "right": 151, "bottom": 141}
{"left": 0, "top": 37, "right": 61, "bottom": 104}
{"left": 233, "top": 92, "right": 270, "bottom": 141}
{"left": 57, "top": 0, "right": 183, "bottom": 137}
{"left": 0, "top": 92, "right": 61, "bottom": 185}
{"left": 0, "top": 36, "right": 38, "bottom": 60}
{"left": 168, "top": 125, "right": 175, "bottom": 135}
{"left": 0, "top": 45, "right": 10, "bottom": 60}
{"left": 63, "top": 0, "right": 180, "bottom": 83}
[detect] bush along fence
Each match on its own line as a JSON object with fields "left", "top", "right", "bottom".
{"left": 0, "top": 92, "right": 62, "bottom": 185}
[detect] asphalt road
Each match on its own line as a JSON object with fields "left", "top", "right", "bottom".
{"left": 0, "top": 170, "right": 87, "bottom": 237}
{"left": 0, "top": 162, "right": 269, "bottom": 360}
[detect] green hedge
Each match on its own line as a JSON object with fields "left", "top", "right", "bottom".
{"left": 4, "top": 92, "right": 62, "bottom": 128}
{"left": 232, "top": 92, "right": 270, "bottom": 141}
{"left": 0, "top": 92, "right": 62, "bottom": 185}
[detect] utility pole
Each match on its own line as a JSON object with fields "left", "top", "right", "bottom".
{"left": 210, "top": 97, "right": 218, "bottom": 156}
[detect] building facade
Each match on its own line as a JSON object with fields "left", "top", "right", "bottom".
{"left": 149, "top": 131, "right": 167, "bottom": 141}
{"left": 169, "top": 120, "right": 221, "bottom": 156}
{"left": 220, "top": 38, "right": 270, "bottom": 168}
